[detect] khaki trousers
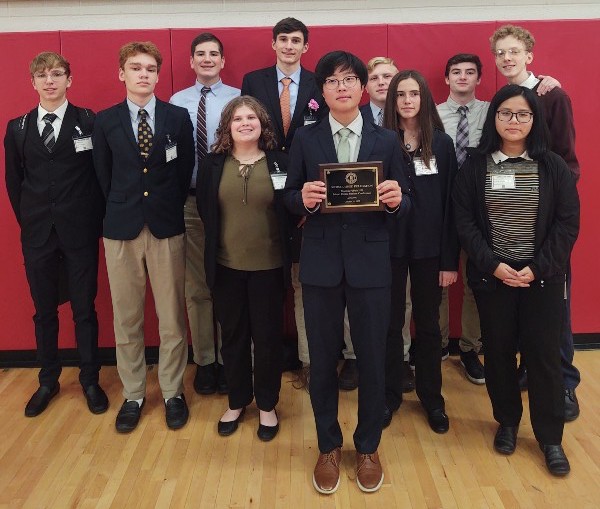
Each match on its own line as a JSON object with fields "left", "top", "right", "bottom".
{"left": 104, "top": 227, "right": 188, "bottom": 399}
{"left": 184, "top": 196, "right": 221, "bottom": 366}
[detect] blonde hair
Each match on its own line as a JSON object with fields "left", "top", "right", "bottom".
{"left": 490, "top": 25, "right": 536, "bottom": 53}
{"left": 366, "top": 56, "right": 397, "bottom": 74}
{"left": 30, "top": 52, "right": 71, "bottom": 77}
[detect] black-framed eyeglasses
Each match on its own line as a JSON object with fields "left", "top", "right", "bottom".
{"left": 496, "top": 110, "right": 534, "bottom": 123}
{"left": 323, "top": 76, "right": 359, "bottom": 90}
{"left": 33, "top": 71, "right": 68, "bottom": 80}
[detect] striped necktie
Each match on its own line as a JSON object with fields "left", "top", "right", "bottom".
{"left": 41, "top": 113, "right": 57, "bottom": 153}
{"left": 377, "top": 109, "right": 383, "bottom": 126}
{"left": 196, "top": 86, "right": 211, "bottom": 162}
{"left": 455, "top": 105, "right": 469, "bottom": 167}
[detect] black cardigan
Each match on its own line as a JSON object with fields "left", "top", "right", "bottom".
{"left": 196, "top": 151, "right": 292, "bottom": 290}
{"left": 452, "top": 148, "right": 580, "bottom": 289}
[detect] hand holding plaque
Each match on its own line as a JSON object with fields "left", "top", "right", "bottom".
{"left": 319, "top": 161, "right": 385, "bottom": 213}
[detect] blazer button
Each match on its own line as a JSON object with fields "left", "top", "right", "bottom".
{"left": 143, "top": 168, "right": 148, "bottom": 173}
{"left": 342, "top": 224, "right": 348, "bottom": 230}
{"left": 143, "top": 191, "right": 149, "bottom": 197}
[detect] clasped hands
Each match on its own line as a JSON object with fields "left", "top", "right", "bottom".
{"left": 494, "top": 262, "right": 535, "bottom": 287}
{"left": 301, "top": 179, "right": 402, "bottom": 210}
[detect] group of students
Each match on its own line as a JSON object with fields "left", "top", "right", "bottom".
{"left": 4, "top": 16, "right": 580, "bottom": 495}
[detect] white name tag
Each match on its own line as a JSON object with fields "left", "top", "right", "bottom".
{"left": 491, "top": 174, "right": 516, "bottom": 189}
{"left": 166, "top": 143, "right": 177, "bottom": 162}
{"left": 414, "top": 156, "right": 438, "bottom": 176}
{"left": 73, "top": 136, "right": 93, "bottom": 152}
{"left": 304, "top": 114, "right": 318, "bottom": 126}
{"left": 271, "top": 173, "right": 287, "bottom": 190}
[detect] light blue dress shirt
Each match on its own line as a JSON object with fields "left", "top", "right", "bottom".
{"left": 170, "top": 79, "right": 240, "bottom": 187}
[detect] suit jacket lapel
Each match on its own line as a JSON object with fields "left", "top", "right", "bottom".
{"left": 117, "top": 101, "right": 139, "bottom": 153}
{"left": 316, "top": 120, "right": 337, "bottom": 163}
{"left": 264, "top": 66, "right": 284, "bottom": 137}
{"left": 149, "top": 99, "right": 167, "bottom": 159}
{"left": 52, "top": 103, "right": 78, "bottom": 152}
{"left": 357, "top": 121, "right": 376, "bottom": 162}
{"left": 292, "top": 67, "right": 312, "bottom": 127}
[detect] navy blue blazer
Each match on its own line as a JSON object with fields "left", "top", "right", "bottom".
{"left": 241, "top": 65, "right": 326, "bottom": 152}
{"left": 283, "top": 118, "right": 411, "bottom": 288}
{"left": 92, "top": 98, "right": 194, "bottom": 240}
{"left": 359, "top": 103, "right": 376, "bottom": 125}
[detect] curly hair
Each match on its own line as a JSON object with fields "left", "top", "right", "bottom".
{"left": 119, "top": 41, "right": 163, "bottom": 72}
{"left": 211, "top": 96, "right": 277, "bottom": 154}
{"left": 490, "top": 25, "right": 536, "bottom": 53}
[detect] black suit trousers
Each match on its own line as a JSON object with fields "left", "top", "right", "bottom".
{"left": 474, "top": 280, "right": 565, "bottom": 445}
{"left": 303, "top": 280, "right": 389, "bottom": 454}
{"left": 386, "top": 257, "right": 444, "bottom": 412}
{"left": 22, "top": 228, "right": 100, "bottom": 388}
{"left": 212, "top": 264, "right": 284, "bottom": 411}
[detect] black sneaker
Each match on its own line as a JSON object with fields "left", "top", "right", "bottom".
{"left": 441, "top": 346, "right": 450, "bottom": 361}
{"left": 460, "top": 350, "right": 485, "bottom": 385}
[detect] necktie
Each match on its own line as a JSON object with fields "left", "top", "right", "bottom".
{"left": 138, "top": 109, "right": 153, "bottom": 159}
{"left": 280, "top": 77, "right": 292, "bottom": 137}
{"left": 196, "top": 86, "right": 211, "bottom": 162}
{"left": 455, "top": 105, "right": 469, "bottom": 167}
{"left": 41, "top": 113, "right": 57, "bottom": 153}
{"left": 377, "top": 109, "right": 383, "bottom": 127}
{"left": 337, "top": 128, "right": 352, "bottom": 164}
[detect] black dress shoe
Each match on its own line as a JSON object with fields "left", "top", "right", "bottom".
{"left": 194, "top": 363, "right": 217, "bottom": 395}
{"left": 564, "top": 388, "right": 580, "bottom": 422}
{"left": 426, "top": 408, "right": 449, "bottom": 434}
{"left": 539, "top": 444, "right": 571, "bottom": 476}
{"left": 493, "top": 425, "right": 518, "bottom": 455}
{"left": 25, "top": 383, "right": 60, "bottom": 417}
{"left": 216, "top": 363, "right": 228, "bottom": 395}
{"left": 218, "top": 407, "right": 246, "bottom": 436}
{"left": 338, "top": 359, "right": 358, "bottom": 391}
{"left": 115, "top": 399, "right": 145, "bottom": 433}
{"left": 165, "top": 394, "right": 189, "bottom": 430}
{"left": 83, "top": 384, "right": 109, "bottom": 414}
{"left": 257, "top": 409, "right": 279, "bottom": 442}
{"left": 382, "top": 406, "right": 395, "bottom": 429}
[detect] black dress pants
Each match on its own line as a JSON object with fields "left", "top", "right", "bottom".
{"left": 212, "top": 264, "right": 284, "bottom": 411}
{"left": 386, "top": 256, "right": 444, "bottom": 412}
{"left": 474, "top": 279, "right": 565, "bottom": 445}
{"left": 303, "top": 280, "right": 389, "bottom": 454}
{"left": 22, "top": 228, "right": 100, "bottom": 388}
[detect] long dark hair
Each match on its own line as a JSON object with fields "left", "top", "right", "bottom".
{"left": 477, "top": 84, "right": 549, "bottom": 159}
{"left": 383, "top": 70, "right": 444, "bottom": 167}
{"left": 211, "top": 96, "right": 277, "bottom": 154}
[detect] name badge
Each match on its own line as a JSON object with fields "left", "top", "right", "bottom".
{"left": 166, "top": 142, "right": 177, "bottom": 162}
{"left": 270, "top": 161, "right": 287, "bottom": 190}
{"left": 73, "top": 136, "right": 93, "bottom": 152}
{"left": 303, "top": 114, "right": 318, "bottom": 126}
{"left": 414, "top": 156, "right": 438, "bottom": 176}
{"left": 491, "top": 174, "right": 516, "bottom": 189}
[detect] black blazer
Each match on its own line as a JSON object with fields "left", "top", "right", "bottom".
{"left": 389, "top": 129, "right": 460, "bottom": 271}
{"left": 196, "top": 151, "right": 292, "bottom": 290}
{"left": 241, "top": 66, "right": 326, "bottom": 152}
{"left": 92, "top": 98, "right": 194, "bottom": 240}
{"left": 283, "top": 118, "right": 411, "bottom": 288}
{"left": 359, "top": 103, "right": 376, "bottom": 125}
{"left": 4, "top": 103, "right": 104, "bottom": 248}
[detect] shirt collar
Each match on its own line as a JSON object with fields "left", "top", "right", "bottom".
{"left": 127, "top": 95, "right": 156, "bottom": 121}
{"left": 276, "top": 66, "right": 302, "bottom": 84}
{"left": 329, "top": 111, "right": 363, "bottom": 138}
{"left": 369, "top": 101, "right": 382, "bottom": 119}
{"left": 38, "top": 99, "right": 69, "bottom": 120}
{"left": 444, "top": 95, "right": 478, "bottom": 112}
{"left": 195, "top": 78, "right": 222, "bottom": 95}
{"left": 519, "top": 71, "right": 540, "bottom": 90}
{"left": 491, "top": 150, "right": 533, "bottom": 163}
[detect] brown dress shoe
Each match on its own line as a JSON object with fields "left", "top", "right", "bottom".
{"left": 356, "top": 451, "right": 384, "bottom": 492}
{"left": 312, "top": 447, "right": 342, "bottom": 494}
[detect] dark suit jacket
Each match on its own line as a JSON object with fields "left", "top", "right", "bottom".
{"left": 92, "top": 98, "right": 194, "bottom": 240}
{"left": 359, "top": 103, "right": 376, "bottom": 125}
{"left": 283, "top": 118, "right": 411, "bottom": 288}
{"left": 241, "top": 65, "right": 326, "bottom": 152}
{"left": 4, "top": 103, "right": 104, "bottom": 248}
{"left": 196, "top": 151, "right": 292, "bottom": 290}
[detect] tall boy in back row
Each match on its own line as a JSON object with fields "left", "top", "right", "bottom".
{"left": 4, "top": 52, "right": 107, "bottom": 417}
{"left": 93, "top": 42, "right": 195, "bottom": 432}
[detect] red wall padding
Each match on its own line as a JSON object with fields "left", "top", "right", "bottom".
{"left": 1, "top": 20, "right": 598, "bottom": 351}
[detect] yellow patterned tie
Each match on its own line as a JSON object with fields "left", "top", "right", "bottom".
{"left": 138, "top": 108, "right": 153, "bottom": 159}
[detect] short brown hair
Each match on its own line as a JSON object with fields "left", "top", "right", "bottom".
{"left": 490, "top": 25, "right": 536, "bottom": 53}
{"left": 211, "top": 96, "right": 277, "bottom": 154}
{"left": 29, "top": 52, "right": 71, "bottom": 77}
{"left": 119, "top": 41, "right": 163, "bottom": 72}
{"left": 366, "top": 57, "right": 397, "bottom": 74}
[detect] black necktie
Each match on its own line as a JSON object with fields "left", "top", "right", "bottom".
{"left": 41, "top": 113, "right": 57, "bottom": 153}
{"left": 138, "top": 109, "right": 153, "bottom": 159}
{"left": 196, "top": 86, "right": 211, "bottom": 162}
